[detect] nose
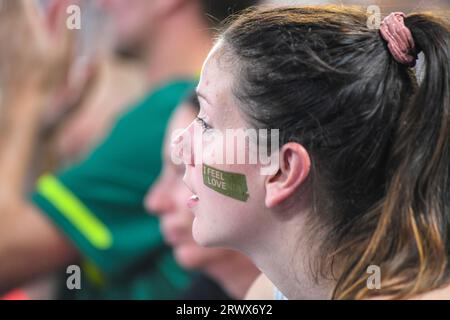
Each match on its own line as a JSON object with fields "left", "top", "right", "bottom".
{"left": 144, "top": 180, "right": 175, "bottom": 216}
{"left": 171, "top": 121, "right": 196, "bottom": 166}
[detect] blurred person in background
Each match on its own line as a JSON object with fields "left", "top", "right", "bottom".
{"left": 44, "top": 0, "right": 148, "bottom": 166}
{"left": 145, "top": 92, "right": 260, "bottom": 299}
{"left": 0, "top": 0, "right": 260, "bottom": 299}
{"left": 0, "top": 0, "right": 76, "bottom": 299}
{"left": 3, "top": 0, "right": 148, "bottom": 299}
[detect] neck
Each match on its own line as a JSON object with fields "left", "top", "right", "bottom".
{"left": 246, "top": 209, "right": 335, "bottom": 300}
{"left": 143, "top": 8, "right": 212, "bottom": 88}
{"left": 204, "top": 253, "right": 260, "bottom": 300}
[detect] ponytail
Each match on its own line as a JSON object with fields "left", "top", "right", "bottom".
{"left": 336, "top": 13, "right": 450, "bottom": 299}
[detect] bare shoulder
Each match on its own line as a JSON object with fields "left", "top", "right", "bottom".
{"left": 245, "top": 273, "right": 275, "bottom": 300}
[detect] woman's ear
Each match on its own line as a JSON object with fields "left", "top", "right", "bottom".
{"left": 265, "top": 143, "right": 311, "bottom": 208}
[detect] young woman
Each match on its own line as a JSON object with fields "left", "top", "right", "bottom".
{"left": 145, "top": 93, "right": 260, "bottom": 299}
{"left": 179, "top": 6, "right": 450, "bottom": 299}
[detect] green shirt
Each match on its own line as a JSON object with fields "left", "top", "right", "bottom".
{"left": 31, "top": 80, "right": 197, "bottom": 299}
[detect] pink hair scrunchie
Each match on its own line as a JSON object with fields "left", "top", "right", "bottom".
{"left": 379, "top": 12, "right": 418, "bottom": 67}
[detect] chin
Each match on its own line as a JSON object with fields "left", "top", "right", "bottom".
{"left": 192, "top": 218, "right": 228, "bottom": 249}
{"left": 192, "top": 218, "right": 211, "bottom": 246}
{"left": 174, "top": 247, "right": 205, "bottom": 270}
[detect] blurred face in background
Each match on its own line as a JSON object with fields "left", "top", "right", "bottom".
{"left": 99, "top": 0, "right": 160, "bottom": 56}
{"left": 145, "top": 102, "right": 239, "bottom": 269}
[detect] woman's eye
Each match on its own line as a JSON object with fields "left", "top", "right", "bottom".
{"left": 196, "top": 116, "right": 212, "bottom": 132}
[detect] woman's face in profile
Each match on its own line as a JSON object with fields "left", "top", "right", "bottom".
{"left": 145, "top": 103, "right": 238, "bottom": 269}
{"left": 180, "top": 42, "right": 270, "bottom": 252}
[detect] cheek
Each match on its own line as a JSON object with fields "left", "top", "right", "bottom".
{"left": 195, "top": 160, "right": 263, "bottom": 203}
{"left": 192, "top": 163, "right": 266, "bottom": 244}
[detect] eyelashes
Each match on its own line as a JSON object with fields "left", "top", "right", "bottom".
{"left": 196, "top": 116, "right": 213, "bottom": 132}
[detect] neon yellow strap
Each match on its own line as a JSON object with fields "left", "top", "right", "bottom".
{"left": 82, "top": 259, "right": 106, "bottom": 287}
{"left": 37, "top": 175, "right": 113, "bottom": 250}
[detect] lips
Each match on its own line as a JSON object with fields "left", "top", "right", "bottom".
{"left": 187, "top": 195, "right": 199, "bottom": 209}
{"left": 183, "top": 169, "right": 199, "bottom": 209}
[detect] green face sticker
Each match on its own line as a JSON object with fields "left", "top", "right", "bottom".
{"left": 202, "top": 164, "right": 249, "bottom": 202}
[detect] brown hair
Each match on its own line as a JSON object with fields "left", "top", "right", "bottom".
{"left": 221, "top": 6, "right": 450, "bottom": 299}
